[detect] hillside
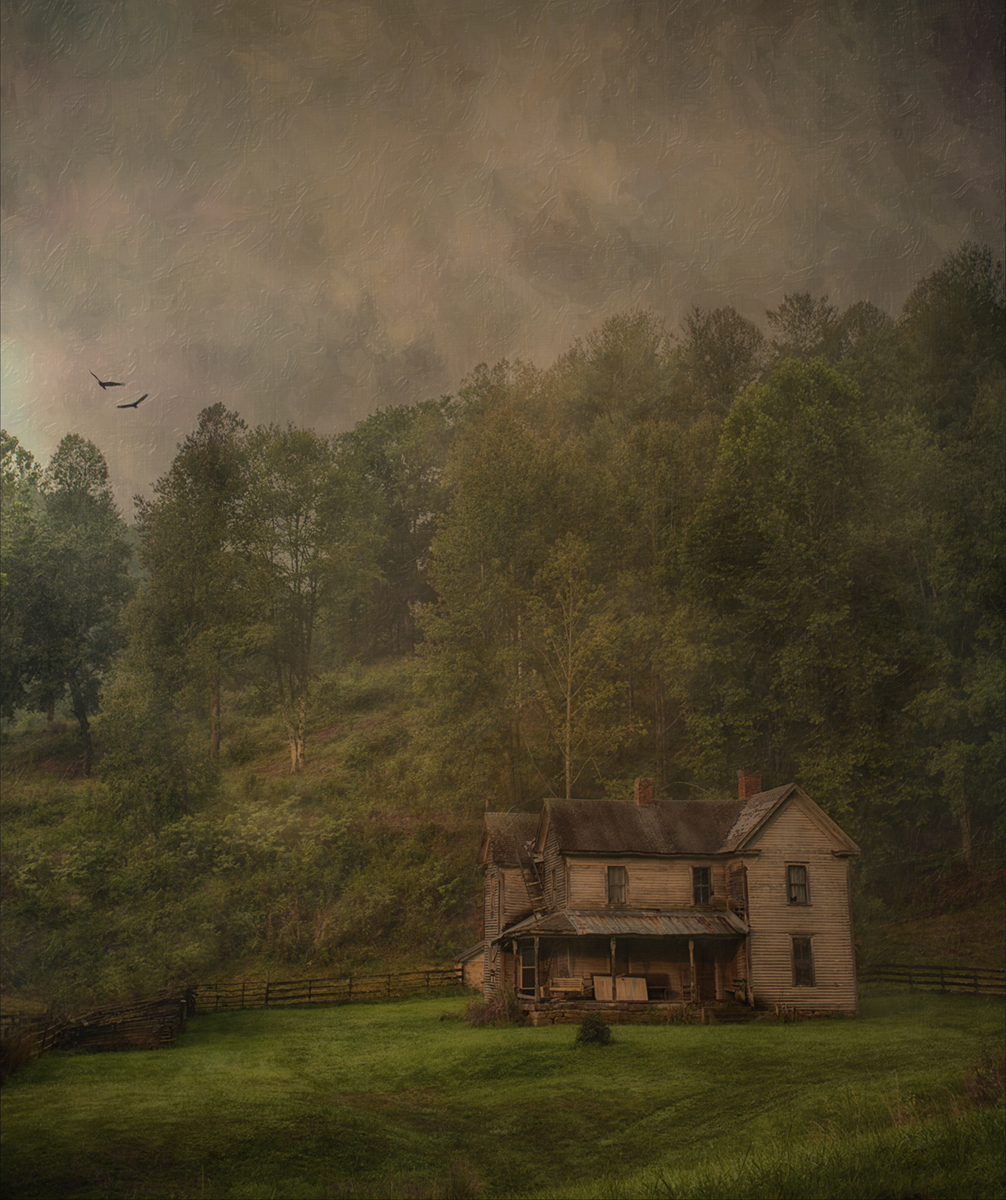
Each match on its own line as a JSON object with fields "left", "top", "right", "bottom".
{"left": 1, "top": 655, "right": 1002, "bottom": 1020}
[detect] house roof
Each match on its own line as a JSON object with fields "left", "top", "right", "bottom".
{"left": 477, "top": 812, "right": 539, "bottom": 866}
{"left": 539, "top": 798, "right": 748, "bottom": 856}
{"left": 481, "top": 783, "right": 860, "bottom": 865}
{"left": 496, "top": 908, "right": 749, "bottom": 941}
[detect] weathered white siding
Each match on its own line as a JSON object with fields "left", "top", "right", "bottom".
{"left": 567, "top": 857, "right": 729, "bottom": 908}
{"left": 482, "top": 854, "right": 535, "bottom": 996}
{"left": 542, "top": 828, "right": 567, "bottom": 910}
{"left": 745, "top": 799, "right": 858, "bottom": 1013}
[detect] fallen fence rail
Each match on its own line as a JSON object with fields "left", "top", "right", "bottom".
{"left": 193, "top": 966, "right": 464, "bottom": 1014}
{"left": 859, "top": 963, "right": 1005, "bottom": 996}
{"left": 0, "top": 988, "right": 195, "bottom": 1082}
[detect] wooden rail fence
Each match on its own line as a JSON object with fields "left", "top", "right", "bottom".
{"left": 859, "top": 963, "right": 1005, "bottom": 996}
{"left": 1, "top": 967, "right": 465, "bottom": 1080}
{"left": 194, "top": 966, "right": 464, "bottom": 1013}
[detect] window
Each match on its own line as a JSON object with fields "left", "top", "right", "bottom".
{"left": 518, "top": 939, "right": 536, "bottom": 993}
{"left": 792, "top": 936, "right": 815, "bottom": 986}
{"left": 787, "top": 865, "right": 809, "bottom": 905}
{"left": 607, "top": 866, "right": 627, "bottom": 905}
{"left": 693, "top": 866, "right": 711, "bottom": 905}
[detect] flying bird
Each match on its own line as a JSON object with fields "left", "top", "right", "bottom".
{"left": 90, "top": 371, "right": 125, "bottom": 389}
{"left": 117, "top": 394, "right": 149, "bottom": 409}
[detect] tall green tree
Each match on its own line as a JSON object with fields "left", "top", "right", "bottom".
{"left": 525, "top": 534, "right": 638, "bottom": 799}
{"left": 1, "top": 433, "right": 132, "bottom": 771}
{"left": 418, "top": 396, "right": 568, "bottom": 806}
{"left": 133, "top": 405, "right": 250, "bottom": 758}
{"left": 240, "top": 425, "right": 378, "bottom": 772}
{"left": 338, "top": 397, "right": 457, "bottom": 658}
{"left": 678, "top": 359, "right": 918, "bottom": 827}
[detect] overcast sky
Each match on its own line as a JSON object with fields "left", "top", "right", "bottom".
{"left": 2, "top": 0, "right": 1003, "bottom": 512}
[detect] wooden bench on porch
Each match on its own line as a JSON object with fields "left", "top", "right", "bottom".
{"left": 547, "top": 976, "right": 587, "bottom": 997}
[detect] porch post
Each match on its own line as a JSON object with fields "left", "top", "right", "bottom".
{"left": 714, "top": 956, "right": 724, "bottom": 1001}
{"left": 534, "top": 935, "right": 540, "bottom": 1001}
{"left": 610, "top": 937, "right": 617, "bottom": 976}
{"left": 511, "top": 939, "right": 518, "bottom": 994}
{"left": 688, "top": 938, "right": 696, "bottom": 1002}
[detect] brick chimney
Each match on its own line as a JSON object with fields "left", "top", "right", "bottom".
{"left": 737, "top": 770, "right": 762, "bottom": 800}
{"left": 634, "top": 777, "right": 654, "bottom": 806}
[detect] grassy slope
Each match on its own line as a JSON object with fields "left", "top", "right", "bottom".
{"left": 1, "top": 993, "right": 1002, "bottom": 1200}
{"left": 1, "top": 656, "right": 1003, "bottom": 1019}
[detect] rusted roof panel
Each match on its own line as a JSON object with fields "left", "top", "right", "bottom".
{"left": 544, "top": 799, "right": 747, "bottom": 855}
{"left": 497, "top": 908, "right": 748, "bottom": 940}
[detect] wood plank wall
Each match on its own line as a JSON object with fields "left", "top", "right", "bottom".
{"left": 745, "top": 800, "right": 858, "bottom": 1013}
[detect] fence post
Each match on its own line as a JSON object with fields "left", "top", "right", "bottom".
{"left": 308, "top": 980, "right": 312, "bottom": 1004}
{"left": 939, "top": 966, "right": 945, "bottom": 992}
{"left": 265, "top": 973, "right": 270, "bottom": 1008}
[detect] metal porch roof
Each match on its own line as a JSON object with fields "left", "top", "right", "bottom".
{"left": 495, "top": 908, "right": 748, "bottom": 941}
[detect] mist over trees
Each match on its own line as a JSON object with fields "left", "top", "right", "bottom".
{"left": 2, "top": 243, "right": 1003, "bottom": 866}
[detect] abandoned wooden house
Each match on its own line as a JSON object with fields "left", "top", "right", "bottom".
{"left": 471, "top": 773, "right": 861, "bottom": 1019}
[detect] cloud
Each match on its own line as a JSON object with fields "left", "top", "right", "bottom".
{"left": 1, "top": 0, "right": 1002, "bottom": 508}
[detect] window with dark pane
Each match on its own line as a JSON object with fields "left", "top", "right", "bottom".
{"left": 792, "top": 936, "right": 815, "bottom": 986}
{"left": 607, "top": 865, "right": 627, "bottom": 905}
{"left": 692, "top": 866, "right": 711, "bottom": 905}
{"left": 518, "top": 939, "right": 536, "bottom": 993}
{"left": 787, "top": 864, "right": 809, "bottom": 905}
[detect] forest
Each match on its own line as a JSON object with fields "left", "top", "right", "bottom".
{"left": 1, "top": 241, "right": 1003, "bottom": 1004}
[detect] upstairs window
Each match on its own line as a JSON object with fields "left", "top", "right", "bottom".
{"left": 792, "top": 936, "right": 815, "bottom": 986}
{"left": 787, "top": 865, "right": 809, "bottom": 905}
{"left": 692, "top": 866, "right": 711, "bottom": 905}
{"left": 607, "top": 865, "right": 627, "bottom": 905}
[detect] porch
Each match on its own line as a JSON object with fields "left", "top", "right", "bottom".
{"left": 494, "top": 910, "right": 752, "bottom": 1007}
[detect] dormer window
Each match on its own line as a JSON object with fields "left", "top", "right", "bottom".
{"left": 607, "top": 866, "right": 627, "bottom": 905}
{"left": 692, "top": 866, "right": 711, "bottom": 905}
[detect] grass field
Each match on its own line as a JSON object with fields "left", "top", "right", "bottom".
{"left": 1, "top": 992, "right": 1003, "bottom": 1200}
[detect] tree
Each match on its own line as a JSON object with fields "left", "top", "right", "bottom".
{"left": 675, "top": 305, "right": 766, "bottom": 414}
{"left": 678, "top": 359, "right": 918, "bottom": 827}
{"left": 766, "top": 293, "right": 840, "bottom": 362}
{"left": 338, "top": 397, "right": 457, "bottom": 658}
{"left": 0, "top": 431, "right": 43, "bottom": 715}
{"left": 900, "top": 241, "right": 1005, "bottom": 439}
{"left": 417, "top": 398, "right": 568, "bottom": 806}
{"left": 526, "top": 534, "right": 639, "bottom": 798}
{"left": 0, "top": 434, "right": 133, "bottom": 770}
{"left": 239, "top": 425, "right": 378, "bottom": 772}
{"left": 133, "top": 405, "right": 250, "bottom": 758}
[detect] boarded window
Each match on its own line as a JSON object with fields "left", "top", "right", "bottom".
{"left": 693, "top": 866, "right": 711, "bottom": 905}
{"left": 787, "top": 865, "right": 809, "bottom": 905}
{"left": 792, "top": 936, "right": 815, "bottom": 986}
{"left": 607, "top": 866, "right": 627, "bottom": 905}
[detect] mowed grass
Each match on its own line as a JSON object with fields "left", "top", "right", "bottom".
{"left": 1, "top": 993, "right": 1003, "bottom": 1200}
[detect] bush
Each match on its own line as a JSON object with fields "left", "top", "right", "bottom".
{"left": 463, "top": 990, "right": 524, "bottom": 1027}
{"left": 575, "top": 1014, "right": 612, "bottom": 1046}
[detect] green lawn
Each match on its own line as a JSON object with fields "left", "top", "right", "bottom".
{"left": 1, "top": 993, "right": 1003, "bottom": 1200}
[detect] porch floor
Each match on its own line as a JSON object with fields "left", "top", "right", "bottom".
{"left": 519, "top": 997, "right": 761, "bottom": 1026}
